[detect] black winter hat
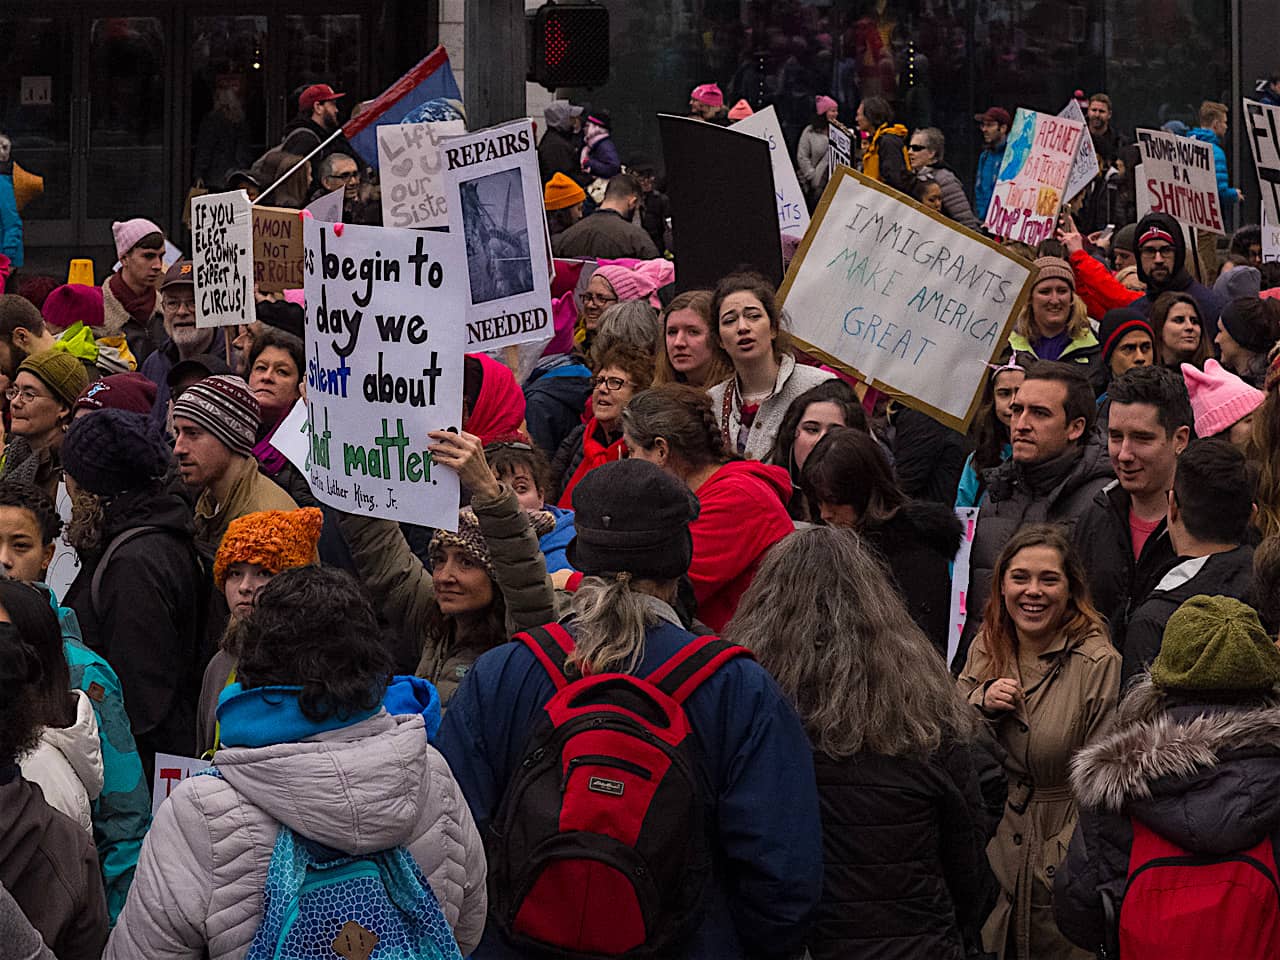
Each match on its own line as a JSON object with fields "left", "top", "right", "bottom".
{"left": 1134, "top": 212, "right": 1187, "bottom": 288}
{"left": 568, "top": 459, "right": 700, "bottom": 580}
{"left": 1219, "top": 297, "right": 1277, "bottom": 355}
{"left": 62, "top": 409, "right": 172, "bottom": 497}
{"left": 1097, "top": 307, "right": 1154, "bottom": 368}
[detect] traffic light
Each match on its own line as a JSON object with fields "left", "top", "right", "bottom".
{"left": 527, "top": 2, "right": 610, "bottom": 90}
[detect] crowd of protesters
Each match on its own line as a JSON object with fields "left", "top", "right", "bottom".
{"left": 2, "top": 71, "right": 1280, "bottom": 960}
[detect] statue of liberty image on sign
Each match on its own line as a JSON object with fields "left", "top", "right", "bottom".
{"left": 459, "top": 167, "right": 535, "bottom": 305}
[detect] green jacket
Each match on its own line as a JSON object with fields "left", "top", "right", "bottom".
{"left": 1009, "top": 329, "right": 1101, "bottom": 387}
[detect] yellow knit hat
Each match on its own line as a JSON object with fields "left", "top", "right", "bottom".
{"left": 214, "top": 507, "right": 324, "bottom": 588}
{"left": 544, "top": 172, "right": 587, "bottom": 212}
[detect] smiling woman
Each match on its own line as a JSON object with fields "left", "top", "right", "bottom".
{"left": 1008, "top": 258, "right": 1101, "bottom": 388}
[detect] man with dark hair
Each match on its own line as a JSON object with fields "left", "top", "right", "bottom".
{"left": 974, "top": 106, "right": 1011, "bottom": 221}
{"left": 102, "top": 218, "right": 166, "bottom": 364}
{"left": 0, "top": 293, "right": 57, "bottom": 379}
{"left": 1074, "top": 366, "right": 1192, "bottom": 641}
{"left": 1121, "top": 438, "right": 1255, "bottom": 684}
{"left": 957, "top": 360, "right": 1114, "bottom": 666}
{"left": 280, "top": 82, "right": 347, "bottom": 160}
{"left": 551, "top": 173, "right": 660, "bottom": 260}
{"left": 1132, "top": 211, "right": 1226, "bottom": 336}
{"left": 1086, "top": 93, "right": 1126, "bottom": 160}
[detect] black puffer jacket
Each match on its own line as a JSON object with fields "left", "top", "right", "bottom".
{"left": 1055, "top": 695, "right": 1280, "bottom": 953}
{"left": 863, "top": 502, "right": 964, "bottom": 657}
{"left": 1121, "top": 545, "right": 1254, "bottom": 686}
{"left": 955, "top": 439, "right": 1114, "bottom": 671}
{"left": 808, "top": 740, "right": 994, "bottom": 960}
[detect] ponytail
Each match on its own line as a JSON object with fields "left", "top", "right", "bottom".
{"left": 567, "top": 573, "right": 657, "bottom": 676}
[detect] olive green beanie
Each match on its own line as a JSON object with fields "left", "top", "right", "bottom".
{"left": 1151, "top": 595, "right": 1280, "bottom": 693}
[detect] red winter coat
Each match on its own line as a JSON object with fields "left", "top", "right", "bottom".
{"left": 690, "top": 460, "right": 794, "bottom": 631}
{"left": 1070, "top": 249, "right": 1141, "bottom": 320}
{"left": 556, "top": 418, "right": 627, "bottom": 508}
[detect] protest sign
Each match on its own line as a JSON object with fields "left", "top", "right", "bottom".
{"left": 190, "top": 190, "right": 253, "bottom": 328}
{"left": 781, "top": 167, "right": 1034, "bottom": 432}
{"left": 948, "top": 507, "right": 978, "bottom": 667}
{"left": 302, "top": 219, "right": 466, "bottom": 529}
{"left": 268, "top": 400, "right": 312, "bottom": 472}
{"left": 730, "top": 106, "right": 810, "bottom": 239}
{"left": 253, "top": 205, "right": 305, "bottom": 292}
{"left": 984, "top": 108, "right": 1084, "bottom": 246}
{"left": 46, "top": 481, "right": 79, "bottom": 602}
{"left": 1264, "top": 208, "right": 1280, "bottom": 263}
{"left": 305, "top": 186, "right": 345, "bottom": 224}
{"left": 659, "top": 114, "right": 782, "bottom": 290}
{"left": 828, "top": 120, "right": 853, "bottom": 178}
{"left": 441, "top": 119, "right": 555, "bottom": 352}
{"left": 1135, "top": 127, "right": 1225, "bottom": 235}
{"left": 379, "top": 119, "right": 466, "bottom": 229}
{"left": 1060, "top": 99, "right": 1099, "bottom": 201}
{"left": 1244, "top": 98, "right": 1280, "bottom": 230}
{"left": 152, "top": 754, "right": 211, "bottom": 815}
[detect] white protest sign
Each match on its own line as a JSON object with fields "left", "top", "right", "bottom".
{"left": 782, "top": 168, "right": 1033, "bottom": 431}
{"left": 45, "top": 481, "right": 79, "bottom": 602}
{"left": 731, "top": 106, "right": 810, "bottom": 238}
{"left": 191, "top": 190, "right": 254, "bottom": 328}
{"left": 379, "top": 120, "right": 466, "bottom": 230}
{"left": 267, "top": 400, "right": 312, "bottom": 473}
{"left": 1263, "top": 208, "right": 1280, "bottom": 263}
{"left": 1060, "top": 99, "right": 1099, "bottom": 201}
{"left": 984, "top": 108, "right": 1084, "bottom": 246}
{"left": 1244, "top": 98, "right": 1280, "bottom": 230}
{"left": 305, "top": 186, "right": 345, "bottom": 224}
{"left": 441, "top": 119, "right": 555, "bottom": 352}
{"left": 828, "top": 122, "right": 853, "bottom": 178}
{"left": 948, "top": 507, "right": 978, "bottom": 667}
{"left": 1135, "top": 128, "right": 1225, "bottom": 235}
{"left": 302, "top": 219, "right": 466, "bottom": 530}
{"left": 152, "top": 753, "right": 211, "bottom": 815}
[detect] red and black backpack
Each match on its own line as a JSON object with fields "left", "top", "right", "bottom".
{"left": 486, "top": 622, "right": 752, "bottom": 958}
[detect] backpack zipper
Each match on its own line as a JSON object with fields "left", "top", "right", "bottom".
{"left": 1125, "top": 853, "right": 1280, "bottom": 900}
{"left": 560, "top": 755, "right": 653, "bottom": 793}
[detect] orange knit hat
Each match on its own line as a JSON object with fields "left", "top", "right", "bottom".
{"left": 214, "top": 507, "right": 324, "bottom": 588}
{"left": 544, "top": 172, "right": 587, "bottom": 212}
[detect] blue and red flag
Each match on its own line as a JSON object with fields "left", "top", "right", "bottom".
{"left": 343, "top": 46, "right": 462, "bottom": 168}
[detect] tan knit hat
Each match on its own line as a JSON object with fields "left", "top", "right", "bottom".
{"left": 1032, "top": 256, "right": 1076, "bottom": 292}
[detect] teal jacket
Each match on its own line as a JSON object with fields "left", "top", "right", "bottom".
{"left": 57, "top": 599, "right": 151, "bottom": 924}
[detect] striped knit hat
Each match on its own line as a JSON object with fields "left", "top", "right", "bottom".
{"left": 429, "top": 507, "right": 557, "bottom": 580}
{"left": 171, "top": 374, "right": 260, "bottom": 457}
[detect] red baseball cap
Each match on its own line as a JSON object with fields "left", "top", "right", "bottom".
{"left": 300, "top": 84, "right": 345, "bottom": 112}
{"left": 974, "top": 107, "right": 1012, "bottom": 127}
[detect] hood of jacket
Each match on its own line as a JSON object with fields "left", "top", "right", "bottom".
{"left": 1187, "top": 126, "right": 1221, "bottom": 147}
{"left": 698, "top": 458, "right": 792, "bottom": 508}
{"left": 1134, "top": 211, "right": 1189, "bottom": 290}
{"left": 100, "top": 483, "right": 194, "bottom": 544}
{"left": 34, "top": 690, "right": 104, "bottom": 801}
{"left": 1072, "top": 700, "right": 1280, "bottom": 854}
{"left": 867, "top": 500, "right": 964, "bottom": 558}
{"left": 214, "top": 709, "right": 441, "bottom": 854}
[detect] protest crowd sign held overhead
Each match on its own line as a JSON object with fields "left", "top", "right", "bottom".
{"left": 7, "top": 22, "right": 1280, "bottom": 960}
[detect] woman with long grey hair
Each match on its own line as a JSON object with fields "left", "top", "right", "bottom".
{"left": 726, "top": 526, "right": 995, "bottom": 960}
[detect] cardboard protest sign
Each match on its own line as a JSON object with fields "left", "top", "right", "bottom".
{"left": 302, "top": 219, "right": 466, "bottom": 530}
{"left": 305, "top": 186, "right": 345, "bottom": 224}
{"left": 191, "top": 190, "right": 253, "bottom": 328}
{"left": 440, "top": 119, "right": 555, "bottom": 352}
{"left": 1244, "top": 98, "right": 1280, "bottom": 231}
{"left": 253, "top": 205, "right": 305, "bottom": 292}
{"left": 152, "top": 754, "right": 211, "bottom": 814}
{"left": 1059, "top": 100, "right": 1099, "bottom": 201}
{"left": 781, "top": 167, "right": 1034, "bottom": 431}
{"left": 730, "top": 106, "right": 810, "bottom": 239}
{"left": 1135, "top": 128, "right": 1225, "bottom": 235}
{"left": 659, "top": 114, "right": 782, "bottom": 290}
{"left": 379, "top": 120, "right": 467, "bottom": 230}
{"left": 948, "top": 507, "right": 978, "bottom": 667}
{"left": 984, "top": 108, "right": 1085, "bottom": 246}
{"left": 828, "top": 121, "right": 854, "bottom": 178}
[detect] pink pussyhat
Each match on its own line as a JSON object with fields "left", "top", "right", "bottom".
{"left": 691, "top": 84, "right": 724, "bottom": 108}
{"left": 1181, "top": 359, "right": 1264, "bottom": 439}
{"left": 816, "top": 95, "right": 838, "bottom": 115}
{"left": 111, "top": 218, "right": 163, "bottom": 259}
{"left": 727, "top": 99, "right": 754, "bottom": 121}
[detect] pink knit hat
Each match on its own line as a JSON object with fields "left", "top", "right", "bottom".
{"left": 690, "top": 84, "right": 724, "bottom": 108}
{"left": 111, "top": 218, "right": 163, "bottom": 259}
{"left": 42, "top": 283, "right": 105, "bottom": 332}
{"left": 727, "top": 99, "right": 754, "bottom": 121}
{"left": 1182, "top": 359, "right": 1264, "bottom": 439}
{"left": 816, "top": 95, "right": 838, "bottom": 115}
{"left": 592, "top": 261, "right": 674, "bottom": 309}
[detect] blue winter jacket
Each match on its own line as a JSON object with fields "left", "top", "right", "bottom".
{"left": 523, "top": 356, "right": 592, "bottom": 456}
{"left": 974, "top": 139, "right": 1006, "bottom": 222}
{"left": 583, "top": 136, "right": 621, "bottom": 179}
{"left": 0, "top": 175, "right": 23, "bottom": 268}
{"left": 437, "top": 616, "right": 824, "bottom": 959}
{"left": 1188, "top": 127, "right": 1241, "bottom": 209}
{"left": 538, "top": 505, "right": 576, "bottom": 573}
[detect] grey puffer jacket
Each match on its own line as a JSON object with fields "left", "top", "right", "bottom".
{"left": 105, "top": 712, "right": 487, "bottom": 959}
{"left": 914, "top": 163, "right": 981, "bottom": 230}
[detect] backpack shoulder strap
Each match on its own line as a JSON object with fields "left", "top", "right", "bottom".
{"left": 517, "top": 623, "right": 578, "bottom": 691}
{"left": 90, "top": 525, "right": 167, "bottom": 619}
{"left": 646, "top": 635, "right": 754, "bottom": 704}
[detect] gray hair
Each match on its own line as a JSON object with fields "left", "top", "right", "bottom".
{"left": 567, "top": 575, "right": 672, "bottom": 676}
{"left": 592, "top": 300, "right": 661, "bottom": 360}
{"left": 317, "top": 152, "right": 357, "bottom": 181}
{"left": 915, "top": 127, "right": 946, "bottom": 163}
{"left": 725, "top": 527, "right": 976, "bottom": 758}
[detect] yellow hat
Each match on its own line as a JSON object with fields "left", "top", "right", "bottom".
{"left": 544, "top": 172, "right": 586, "bottom": 212}
{"left": 12, "top": 162, "right": 44, "bottom": 212}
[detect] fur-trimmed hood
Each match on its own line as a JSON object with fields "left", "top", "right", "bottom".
{"left": 867, "top": 500, "right": 964, "bottom": 558}
{"left": 1071, "top": 698, "right": 1280, "bottom": 854}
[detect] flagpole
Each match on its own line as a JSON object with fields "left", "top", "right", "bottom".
{"left": 254, "top": 129, "right": 344, "bottom": 205}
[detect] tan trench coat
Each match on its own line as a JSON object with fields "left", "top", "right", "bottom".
{"left": 958, "top": 627, "right": 1119, "bottom": 960}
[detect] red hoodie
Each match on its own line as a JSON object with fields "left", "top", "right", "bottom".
{"left": 690, "top": 460, "right": 794, "bottom": 631}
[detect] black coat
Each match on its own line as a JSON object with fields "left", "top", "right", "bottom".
{"left": 808, "top": 740, "right": 994, "bottom": 960}
{"left": 1073, "top": 481, "right": 1178, "bottom": 648}
{"left": 551, "top": 209, "right": 661, "bottom": 261}
{"left": 1055, "top": 699, "right": 1280, "bottom": 954}
{"left": 1121, "top": 545, "right": 1254, "bottom": 686}
{"left": 863, "top": 502, "right": 964, "bottom": 658}
{"left": 64, "top": 485, "right": 205, "bottom": 771}
{"left": 537, "top": 127, "right": 585, "bottom": 186}
{"left": 890, "top": 406, "right": 969, "bottom": 507}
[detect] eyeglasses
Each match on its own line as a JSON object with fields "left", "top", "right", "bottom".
{"left": 581, "top": 292, "right": 618, "bottom": 307}
{"left": 1141, "top": 245, "right": 1176, "bottom": 258}
{"left": 6, "top": 386, "right": 50, "bottom": 403}
{"left": 484, "top": 441, "right": 533, "bottom": 455}
{"left": 907, "top": 144, "right": 928, "bottom": 151}
{"left": 327, "top": 170, "right": 359, "bottom": 182}
{"left": 163, "top": 297, "right": 196, "bottom": 312}
{"left": 591, "top": 375, "right": 631, "bottom": 392}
